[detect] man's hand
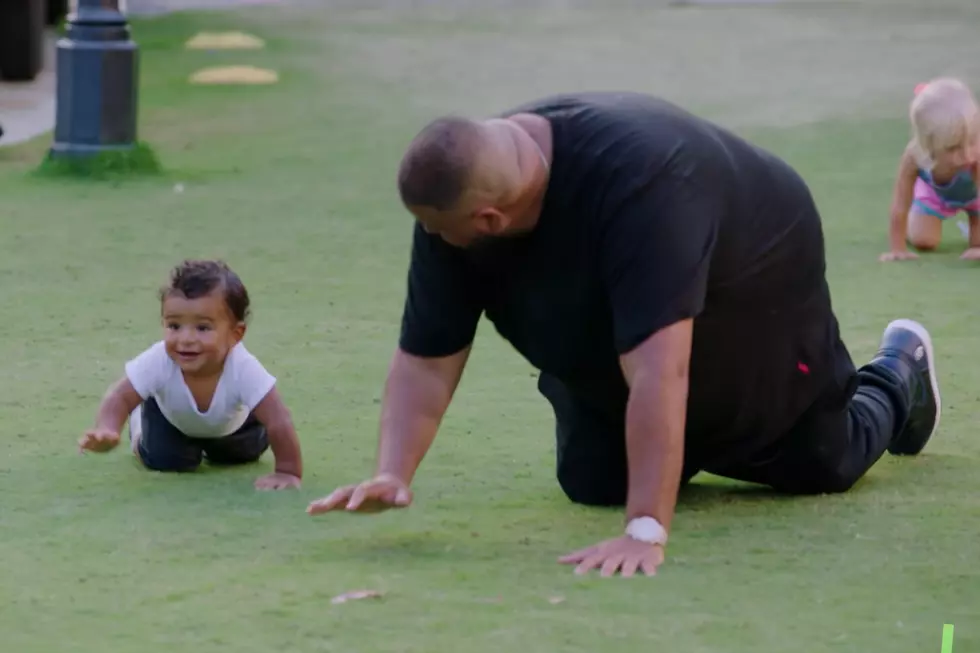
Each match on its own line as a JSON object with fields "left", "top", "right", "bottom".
{"left": 306, "top": 473, "right": 413, "bottom": 515}
{"left": 254, "top": 472, "right": 301, "bottom": 490}
{"left": 879, "top": 249, "right": 919, "bottom": 262}
{"left": 960, "top": 247, "right": 980, "bottom": 261}
{"left": 78, "top": 428, "right": 121, "bottom": 453}
{"left": 559, "top": 535, "right": 664, "bottom": 577}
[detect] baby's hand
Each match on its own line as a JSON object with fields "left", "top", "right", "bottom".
{"left": 255, "top": 472, "right": 302, "bottom": 491}
{"left": 78, "top": 428, "right": 121, "bottom": 453}
{"left": 879, "top": 250, "right": 919, "bottom": 262}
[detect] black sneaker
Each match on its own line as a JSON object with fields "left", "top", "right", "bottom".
{"left": 869, "top": 319, "right": 940, "bottom": 456}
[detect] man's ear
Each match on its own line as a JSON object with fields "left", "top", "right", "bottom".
{"left": 473, "top": 207, "right": 510, "bottom": 235}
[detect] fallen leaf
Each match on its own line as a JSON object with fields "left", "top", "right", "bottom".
{"left": 330, "top": 589, "right": 384, "bottom": 605}
{"left": 547, "top": 596, "right": 565, "bottom": 605}
{"left": 474, "top": 596, "right": 503, "bottom": 604}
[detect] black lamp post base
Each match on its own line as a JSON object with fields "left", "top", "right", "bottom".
{"left": 48, "top": 1, "right": 140, "bottom": 160}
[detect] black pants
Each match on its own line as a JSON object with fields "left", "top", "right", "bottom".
{"left": 134, "top": 398, "right": 269, "bottom": 473}
{"left": 538, "top": 342, "right": 910, "bottom": 506}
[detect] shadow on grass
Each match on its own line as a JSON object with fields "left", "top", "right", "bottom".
{"left": 679, "top": 451, "right": 978, "bottom": 506}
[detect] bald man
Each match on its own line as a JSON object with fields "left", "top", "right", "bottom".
{"left": 309, "top": 92, "right": 940, "bottom": 578}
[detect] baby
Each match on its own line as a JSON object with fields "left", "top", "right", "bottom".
{"left": 881, "top": 78, "right": 980, "bottom": 261}
{"left": 78, "top": 259, "right": 303, "bottom": 489}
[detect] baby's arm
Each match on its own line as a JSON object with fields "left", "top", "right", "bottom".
{"left": 253, "top": 387, "right": 303, "bottom": 481}
{"left": 79, "top": 376, "right": 144, "bottom": 452}
{"left": 967, "top": 214, "right": 980, "bottom": 248}
{"left": 94, "top": 377, "right": 143, "bottom": 433}
{"left": 886, "top": 144, "right": 918, "bottom": 254}
{"left": 964, "top": 163, "right": 980, "bottom": 252}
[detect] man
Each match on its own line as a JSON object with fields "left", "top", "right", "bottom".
{"left": 307, "top": 92, "right": 940, "bottom": 578}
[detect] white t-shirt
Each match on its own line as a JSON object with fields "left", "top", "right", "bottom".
{"left": 124, "top": 341, "right": 277, "bottom": 438}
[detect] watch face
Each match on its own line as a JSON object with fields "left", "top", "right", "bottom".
{"left": 627, "top": 518, "right": 665, "bottom": 543}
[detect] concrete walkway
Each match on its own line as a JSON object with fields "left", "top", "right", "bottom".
{"left": 0, "top": 31, "right": 58, "bottom": 148}
{"left": 0, "top": 0, "right": 285, "bottom": 149}
{"left": 125, "top": 0, "right": 287, "bottom": 16}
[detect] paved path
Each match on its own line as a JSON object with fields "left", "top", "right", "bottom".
{"left": 125, "top": 0, "right": 288, "bottom": 16}
{"left": 0, "top": 32, "right": 57, "bottom": 148}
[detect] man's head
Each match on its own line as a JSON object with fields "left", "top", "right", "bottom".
{"left": 396, "top": 115, "right": 549, "bottom": 247}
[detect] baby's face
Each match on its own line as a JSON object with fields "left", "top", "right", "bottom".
{"left": 160, "top": 290, "right": 244, "bottom": 376}
{"left": 932, "top": 137, "right": 978, "bottom": 172}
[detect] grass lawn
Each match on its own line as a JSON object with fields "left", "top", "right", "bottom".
{"left": 1, "top": 2, "right": 979, "bottom": 652}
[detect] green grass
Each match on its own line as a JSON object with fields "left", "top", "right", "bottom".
{"left": 35, "top": 142, "right": 163, "bottom": 180}
{"left": 1, "top": 3, "right": 979, "bottom": 652}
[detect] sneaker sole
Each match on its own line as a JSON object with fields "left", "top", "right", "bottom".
{"left": 886, "top": 318, "right": 941, "bottom": 443}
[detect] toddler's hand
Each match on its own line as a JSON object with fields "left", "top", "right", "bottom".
{"left": 879, "top": 250, "right": 919, "bottom": 262}
{"left": 78, "top": 428, "right": 121, "bottom": 453}
{"left": 255, "top": 472, "right": 302, "bottom": 490}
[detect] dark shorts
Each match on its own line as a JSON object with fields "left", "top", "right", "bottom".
{"left": 133, "top": 397, "right": 269, "bottom": 473}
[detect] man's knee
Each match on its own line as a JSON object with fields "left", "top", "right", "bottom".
{"left": 558, "top": 469, "right": 626, "bottom": 507}
{"left": 791, "top": 468, "right": 861, "bottom": 495}
{"left": 774, "top": 447, "right": 864, "bottom": 495}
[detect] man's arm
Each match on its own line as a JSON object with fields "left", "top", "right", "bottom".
{"left": 375, "top": 345, "right": 471, "bottom": 484}
{"left": 380, "top": 223, "right": 482, "bottom": 483}
{"left": 307, "top": 223, "right": 481, "bottom": 514}
{"left": 306, "top": 345, "right": 471, "bottom": 514}
{"left": 597, "top": 141, "right": 722, "bottom": 535}
{"left": 561, "top": 144, "right": 718, "bottom": 574}
{"left": 619, "top": 318, "right": 692, "bottom": 532}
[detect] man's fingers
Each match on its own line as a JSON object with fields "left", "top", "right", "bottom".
{"left": 309, "top": 478, "right": 405, "bottom": 515}
{"left": 639, "top": 557, "right": 659, "bottom": 576}
{"left": 558, "top": 546, "right": 595, "bottom": 564}
{"left": 600, "top": 554, "right": 625, "bottom": 578}
{"left": 307, "top": 486, "right": 356, "bottom": 514}
{"left": 346, "top": 482, "right": 372, "bottom": 511}
{"left": 574, "top": 552, "right": 605, "bottom": 576}
{"left": 349, "top": 478, "right": 412, "bottom": 511}
{"left": 619, "top": 555, "right": 641, "bottom": 578}
{"left": 393, "top": 486, "right": 411, "bottom": 506}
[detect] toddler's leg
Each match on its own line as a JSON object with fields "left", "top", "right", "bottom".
{"left": 907, "top": 209, "right": 943, "bottom": 251}
{"left": 135, "top": 398, "right": 204, "bottom": 472}
{"left": 909, "top": 179, "right": 950, "bottom": 251}
{"left": 199, "top": 415, "right": 269, "bottom": 466}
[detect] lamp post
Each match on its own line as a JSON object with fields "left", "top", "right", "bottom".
{"left": 49, "top": 0, "right": 139, "bottom": 159}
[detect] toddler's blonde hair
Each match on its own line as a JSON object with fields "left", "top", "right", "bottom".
{"left": 910, "top": 77, "right": 980, "bottom": 170}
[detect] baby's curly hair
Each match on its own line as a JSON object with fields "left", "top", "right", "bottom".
{"left": 159, "top": 259, "right": 251, "bottom": 322}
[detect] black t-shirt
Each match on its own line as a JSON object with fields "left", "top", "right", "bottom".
{"left": 398, "top": 92, "right": 847, "bottom": 465}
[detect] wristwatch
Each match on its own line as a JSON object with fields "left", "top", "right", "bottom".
{"left": 625, "top": 516, "right": 668, "bottom": 546}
